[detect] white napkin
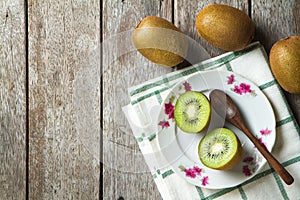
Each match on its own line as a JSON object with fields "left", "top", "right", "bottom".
{"left": 123, "top": 42, "right": 300, "bottom": 200}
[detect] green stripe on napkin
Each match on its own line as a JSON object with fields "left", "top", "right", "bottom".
{"left": 272, "top": 172, "right": 289, "bottom": 200}
{"left": 195, "top": 186, "right": 205, "bottom": 199}
{"left": 238, "top": 187, "right": 248, "bottom": 200}
{"left": 162, "top": 170, "right": 174, "bottom": 179}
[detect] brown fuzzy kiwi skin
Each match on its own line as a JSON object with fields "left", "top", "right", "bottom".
{"left": 132, "top": 16, "right": 188, "bottom": 67}
{"left": 195, "top": 4, "right": 254, "bottom": 51}
{"left": 269, "top": 36, "right": 300, "bottom": 94}
{"left": 135, "top": 16, "right": 179, "bottom": 30}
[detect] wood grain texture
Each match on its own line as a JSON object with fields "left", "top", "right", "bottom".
{"left": 28, "top": 0, "right": 100, "bottom": 199}
{"left": 287, "top": 94, "right": 300, "bottom": 125}
{"left": 252, "top": 0, "right": 300, "bottom": 124}
{"left": 0, "top": 0, "right": 298, "bottom": 199}
{"left": 0, "top": 1, "right": 26, "bottom": 199}
{"left": 252, "top": 0, "right": 300, "bottom": 53}
{"left": 102, "top": 0, "right": 173, "bottom": 199}
{"left": 174, "top": 0, "right": 249, "bottom": 57}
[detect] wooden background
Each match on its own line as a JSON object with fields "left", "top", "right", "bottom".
{"left": 0, "top": 0, "right": 299, "bottom": 199}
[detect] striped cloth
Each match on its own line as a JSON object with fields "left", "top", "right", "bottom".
{"left": 123, "top": 42, "right": 300, "bottom": 200}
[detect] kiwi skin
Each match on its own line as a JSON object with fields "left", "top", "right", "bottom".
{"left": 269, "top": 36, "right": 300, "bottom": 94}
{"left": 196, "top": 4, "right": 254, "bottom": 51}
{"left": 132, "top": 16, "right": 188, "bottom": 67}
{"left": 198, "top": 128, "right": 243, "bottom": 170}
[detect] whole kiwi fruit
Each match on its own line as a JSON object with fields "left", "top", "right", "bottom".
{"left": 132, "top": 16, "right": 188, "bottom": 67}
{"left": 196, "top": 4, "right": 254, "bottom": 51}
{"left": 269, "top": 36, "right": 300, "bottom": 94}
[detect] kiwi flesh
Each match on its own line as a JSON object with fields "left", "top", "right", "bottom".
{"left": 198, "top": 128, "right": 242, "bottom": 170}
{"left": 174, "top": 91, "right": 211, "bottom": 133}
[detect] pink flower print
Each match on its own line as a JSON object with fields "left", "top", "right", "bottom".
{"left": 234, "top": 85, "right": 243, "bottom": 95}
{"left": 193, "top": 166, "right": 202, "bottom": 176}
{"left": 258, "top": 137, "right": 267, "bottom": 149}
{"left": 228, "top": 74, "right": 257, "bottom": 96}
{"left": 243, "top": 165, "right": 252, "bottom": 176}
{"left": 260, "top": 128, "right": 272, "bottom": 135}
{"left": 158, "top": 120, "right": 170, "bottom": 129}
{"left": 184, "top": 168, "right": 196, "bottom": 178}
{"left": 240, "top": 83, "right": 252, "bottom": 93}
{"left": 183, "top": 81, "right": 192, "bottom": 92}
{"left": 233, "top": 83, "right": 253, "bottom": 95}
{"left": 227, "top": 74, "right": 235, "bottom": 84}
{"left": 179, "top": 165, "right": 203, "bottom": 179}
{"left": 202, "top": 176, "right": 209, "bottom": 186}
{"left": 164, "top": 102, "right": 174, "bottom": 119}
{"left": 243, "top": 156, "right": 254, "bottom": 163}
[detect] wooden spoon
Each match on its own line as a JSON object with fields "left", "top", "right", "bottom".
{"left": 209, "top": 89, "right": 294, "bottom": 185}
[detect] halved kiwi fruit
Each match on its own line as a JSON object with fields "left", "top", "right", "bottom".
{"left": 198, "top": 128, "right": 242, "bottom": 170}
{"left": 174, "top": 91, "right": 211, "bottom": 133}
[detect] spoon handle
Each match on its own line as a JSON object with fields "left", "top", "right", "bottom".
{"left": 235, "top": 117, "right": 294, "bottom": 185}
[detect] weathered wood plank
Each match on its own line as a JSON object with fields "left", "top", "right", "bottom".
{"left": 0, "top": 1, "right": 26, "bottom": 199}
{"left": 287, "top": 94, "right": 300, "bottom": 124}
{"left": 174, "top": 0, "right": 250, "bottom": 57}
{"left": 102, "top": 0, "right": 173, "bottom": 199}
{"left": 252, "top": 0, "right": 300, "bottom": 124}
{"left": 28, "top": 0, "right": 100, "bottom": 199}
{"left": 252, "top": 0, "right": 300, "bottom": 53}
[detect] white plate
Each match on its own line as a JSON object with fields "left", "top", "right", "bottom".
{"left": 157, "top": 70, "right": 276, "bottom": 189}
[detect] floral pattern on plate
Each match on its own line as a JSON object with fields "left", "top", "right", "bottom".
{"left": 179, "top": 165, "right": 209, "bottom": 186}
{"left": 241, "top": 127, "right": 273, "bottom": 176}
{"left": 158, "top": 81, "right": 192, "bottom": 129}
{"left": 256, "top": 127, "right": 273, "bottom": 149}
{"left": 227, "top": 74, "right": 257, "bottom": 96}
